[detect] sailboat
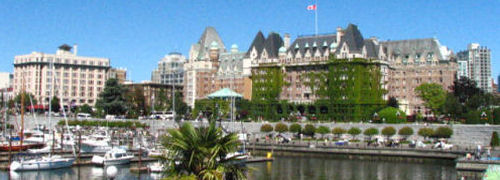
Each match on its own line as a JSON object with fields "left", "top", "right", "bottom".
{"left": 10, "top": 66, "right": 76, "bottom": 171}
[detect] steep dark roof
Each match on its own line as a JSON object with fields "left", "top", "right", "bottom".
{"left": 246, "top": 31, "right": 265, "bottom": 57}
{"left": 287, "top": 34, "right": 336, "bottom": 58}
{"left": 58, "top": 44, "right": 72, "bottom": 51}
{"left": 246, "top": 31, "right": 283, "bottom": 58}
{"left": 336, "top": 24, "right": 364, "bottom": 53}
{"left": 263, "top": 32, "right": 284, "bottom": 58}
{"left": 193, "top": 26, "right": 226, "bottom": 60}
{"left": 363, "top": 39, "right": 379, "bottom": 58}
{"left": 380, "top": 38, "right": 451, "bottom": 60}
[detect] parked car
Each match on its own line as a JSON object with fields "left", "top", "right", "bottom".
{"left": 77, "top": 113, "right": 91, "bottom": 120}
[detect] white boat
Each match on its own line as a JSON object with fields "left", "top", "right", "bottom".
{"left": 28, "top": 141, "right": 61, "bottom": 154}
{"left": 148, "top": 161, "right": 164, "bottom": 173}
{"left": 10, "top": 155, "right": 75, "bottom": 171}
{"left": 91, "top": 148, "right": 134, "bottom": 166}
{"left": 81, "top": 132, "right": 112, "bottom": 153}
{"left": 225, "top": 151, "right": 249, "bottom": 161}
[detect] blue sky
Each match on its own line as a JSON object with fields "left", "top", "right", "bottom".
{"left": 0, "top": 0, "right": 498, "bottom": 83}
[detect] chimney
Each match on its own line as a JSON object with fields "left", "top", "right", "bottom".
{"left": 284, "top": 33, "right": 290, "bottom": 49}
{"left": 336, "top": 27, "right": 343, "bottom": 43}
{"left": 73, "top": 44, "right": 78, "bottom": 55}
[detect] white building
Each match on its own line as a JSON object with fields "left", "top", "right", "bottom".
{"left": 151, "top": 52, "right": 186, "bottom": 86}
{"left": 457, "top": 43, "right": 492, "bottom": 92}
{"left": 0, "top": 72, "right": 12, "bottom": 90}
{"left": 13, "top": 44, "right": 110, "bottom": 106}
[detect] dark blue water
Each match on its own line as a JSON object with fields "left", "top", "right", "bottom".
{"left": 0, "top": 156, "right": 457, "bottom": 180}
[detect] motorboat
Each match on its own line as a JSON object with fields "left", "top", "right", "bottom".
{"left": 81, "top": 133, "right": 112, "bottom": 153}
{"left": 10, "top": 155, "right": 75, "bottom": 171}
{"left": 91, "top": 148, "right": 134, "bottom": 166}
{"left": 148, "top": 161, "right": 164, "bottom": 173}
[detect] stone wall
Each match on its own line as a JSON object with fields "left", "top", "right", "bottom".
{"left": 15, "top": 116, "right": 500, "bottom": 146}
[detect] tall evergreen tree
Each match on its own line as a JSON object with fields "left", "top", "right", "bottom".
{"left": 50, "top": 96, "right": 61, "bottom": 112}
{"left": 387, "top": 96, "right": 399, "bottom": 108}
{"left": 95, "top": 78, "right": 127, "bottom": 115}
{"left": 450, "top": 77, "right": 484, "bottom": 104}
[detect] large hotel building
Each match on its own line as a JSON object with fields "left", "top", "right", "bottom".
{"left": 181, "top": 24, "right": 458, "bottom": 116}
{"left": 13, "top": 44, "right": 110, "bottom": 106}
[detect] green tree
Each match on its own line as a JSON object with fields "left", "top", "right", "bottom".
{"left": 316, "top": 126, "right": 330, "bottom": 139}
{"left": 289, "top": 123, "right": 302, "bottom": 135}
{"left": 260, "top": 124, "right": 273, "bottom": 133}
{"left": 433, "top": 127, "right": 453, "bottom": 139}
{"left": 347, "top": 127, "right": 362, "bottom": 140}
{"left": 466, "top": 93, "right": 494, "bottom": 111}
{"left": 398, "top": 126, "right": 414, "bottom": 140}
{"left": 331, "top": 127, "right": 346, "bottom": 138}
{"left": 363, "top": 128, "right": 379, "bottom": 141}
{"left": 493, "top": 108, "right": 500, "bottom": 125}
{"left": 161, "top": 122, "right": 246, "bottom": 179}
{"left": 415, "top": 83, "right": 447, "bottom": 115}
{"left": 128, "top": 86, "right": 148, "bottom": 115}
{"left": 381, "top": 126, "right": 396, "bottom": 138}
{"left": 78, "top": 104, "right": 93, "bottom": 114}
{"left": 440, "top": 93, "right": 463, "bottom": 121}
{"left": 387, "top": 96, "right": 399, "bottom": 108}
{"left": 418, "top": 128, "right": 434, "bottom": 140}
{"left": 173, "top": 91, "right": 189, "bottom": 119}
{"left": 303, "top": 124, "right": 316, "bottom": 137}
{"left": 491, "top": 132, "right": 499, "bottom": 148}
{"left": 465, "top": 110, "right": 482, "bottom": 124}
{"left": 450, "top": 76, "right": 484, "bottom": 104}
{"left": 377, "top": 107, "right": 407, "bottom": 123}
{"left": 274, "top": 123, "right": 288, "bottom": 134}
{"left": 50, "top": 96, "right": 61, "bottom": 112}
{"left": 14, "top": 92, "right": 37, "bottom": 107}
{"left": 95, "top": 78, "right": 128, "bottom": 115}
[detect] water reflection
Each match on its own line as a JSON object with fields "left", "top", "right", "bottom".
{"left": 247, "top": 155, "right": 457, "bottom": 180}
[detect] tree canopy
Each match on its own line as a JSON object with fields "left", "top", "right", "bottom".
{"left": 95, "top": 78, "right": 128, "bottom": 115}
{"left": 415, "top": 83, "right": 447, "bottom": 115}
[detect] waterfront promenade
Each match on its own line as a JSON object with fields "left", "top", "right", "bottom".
{"left": 11, "top": 115, "right": 500, "bottom": 147}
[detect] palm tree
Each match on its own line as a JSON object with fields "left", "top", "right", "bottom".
{"left": 161, "top": 122, "right": 247, "bottom": 180}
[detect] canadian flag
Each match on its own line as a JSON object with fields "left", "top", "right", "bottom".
{"left": 307, "top": 4, "right": 316, "bottom": 10}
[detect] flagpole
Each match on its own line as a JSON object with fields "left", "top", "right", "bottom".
{"left": 315, "top": 0, "right": 318, "bottom": 36}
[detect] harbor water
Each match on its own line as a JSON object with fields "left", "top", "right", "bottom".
{"left": 0, "top": 155, "right": 457, "bottom": 180}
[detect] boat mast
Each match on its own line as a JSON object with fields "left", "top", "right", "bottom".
{"left": 20, "top": 77, "right": 25, "bottom": 149}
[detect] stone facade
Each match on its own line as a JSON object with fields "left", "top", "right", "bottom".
{"left": 123, "top": 82, "right": 182, "bottom": 110}
{"left": 13, "top": 44, "right": 110, "bottom": 106}
{"left": 108, "top": 67, "right": 127, "bottom": 84}
{"left": 183, "top": 27, "right": 251, "bottom": 107}
{"left": 249, "top": 24, "right": 390, "bottom": 104}
{"left": 382, "top": 39, "right": 457, "bottom": 116}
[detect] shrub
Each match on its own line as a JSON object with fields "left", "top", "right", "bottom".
{"left": 316, "top": 126, "right": 330, "bottom": 138}
{"left": 465, "top": 111, "right": 481, "bottom": 124}
{"left": 398, "top": 126, "right": 414, "bottom": 139}
{"left": 260, "top": 124, "right": 273, "bottom": 133}
{"left": 377, "top": 107, "right": 407, "bottom": 123}
{"left": 418, "top": 128, "right": 434, "bottom": 139}
{"left": 274, "top": 123, "right": 288, "bottom": 133}
{"left": 303, "top": 124, "right": 316, "bottom": 137}
{"left": 347, "top": 127, "right": 362, "bottom": 139}
{"left": 491, "top": 132, "right": 500, "bottom": 147}
{"left": 493, "top": 108, "right": 500, "bottom": 125}
{"left": 381, "top": 126, "right": 396, "bottom": 137}
{"left": 289, "top": 123, "right": 302, "bottom": 134}
{"left": 363, "top": 128, "right": 379, "bottom": 139}
{"left": 332, "top": 127, "right": 346, "bottom": 138}
{"left": 433, "top": 127, "right": 453, "bottom": 138}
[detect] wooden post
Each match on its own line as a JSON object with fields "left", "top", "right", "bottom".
{"left": 78, "top": 131, "right": 82, "bottom": 163}
{"left": 60, "top": 128, "right": 64, "bottom": 152}
{"left": 51, "top": 130, "right": 55, "bottom": 154}
{"left": 8, "top": 129, "right": 12, "bottom": 164}
{"left": 111, "top": 130, "right": 114, "bottom": 148}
